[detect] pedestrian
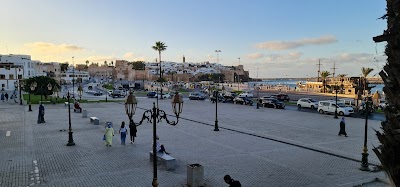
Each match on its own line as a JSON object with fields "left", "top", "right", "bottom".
{"left": 119, "top": 121, "right": 128, "bottom": 145}
{"left": 224, "top": 175, "right": 241, "bottom": 187}
{"left": 129, "top": 121, "right": 137, "bottom": 144}
{"left": 153, "top": 135, "right": 170, "bottom": 154}
{"left": 37, "top": 103, "right": 45, "bottom": 123}
{"left": 1, "top": 93, "right": 4, "bottom": 102}
{"left": 4, "top": 93, "right": 8, "bottom": 101}
{"left": 105, "top": 123, "right": 114, "bottom": 146}
{"left": 338, "top": 117, "right": 348, "bottom": 137}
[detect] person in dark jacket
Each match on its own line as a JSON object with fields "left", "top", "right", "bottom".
{"left": 129, "top": 120, "right": 137, "bottom": 144}
{"left": 338, "top": 117, "right": 347, "bottom": 137}
{"left": 38, "top": 104, "right": 45, "bottom": 123}
{"left": 224, "top": 175, "right": 241, "bottom": 187}
{"left": 4, "top": 93, "right": 8, "bottom": 101}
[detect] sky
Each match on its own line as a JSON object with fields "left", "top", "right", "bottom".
{"left": 0, "top": 0, "right": 388, "bottom": 78}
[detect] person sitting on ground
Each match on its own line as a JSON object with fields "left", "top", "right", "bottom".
{"left": 74, "top": 101, "right": 82, "bottom": 112}
{"left": 153, "top": 135, "right": 170, "bottom": 154}
{"left": 224, "top": 175, "right": 241, "bottom": 187}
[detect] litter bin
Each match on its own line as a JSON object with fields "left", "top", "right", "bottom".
{"left": 187, "top": 164, "right": 204, "bottom": 187}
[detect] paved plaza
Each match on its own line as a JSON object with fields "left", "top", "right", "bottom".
{"left": 0, "top": 98, "right": 391, "bottom": 187}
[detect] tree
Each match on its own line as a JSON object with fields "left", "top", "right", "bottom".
{"left": 22, "top": 76, "right": 60, "bottom": 98}
{"left": 60, "top": 62, "right": 69, "bottom": 72}
{"left": 104, "top": 61, "right": 108, "bottom": 66}
{"left": 372, "top": 1, "right": 400, "bottom": 185}
{"left": 337, "top": 74, "right": 347, "bottom": 94}
{"left": 361, "top": 67, "right": 374, "bottom": 95}
{"left": 320, "top": 71, "right": 331, "bottom": 93}
{"left": 152, "top": 41, "right": 167, "bottom": 79}
{"left": 111, "top": 61, "right": 114, "bottom": 66}
{"left": 85, "top": 60, "right": 89, "bottom": 70}
{"left": 128, "top": 61, "right": 146, "bottom": 70}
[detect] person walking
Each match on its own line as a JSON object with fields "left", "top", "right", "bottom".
{"left": 37, "top": 104, "right": 45, "bottom": 123}
{"left": 224, "top": 175, "right": 241, "bottom": 187}
{"left": 129, "top": 121, "right": 137, "bottom": 144}
{"left": 4, "top": 93, "right": 8, "bottom": 101}
{"left": 119, "top": 121, "right": 128, "bottom": 145}
{"left": 1, "top": 93, "right": 4, "bottom": 102}
{"left": 105, "top": 123, "right": 114, "bottom": 146}
{"left": 338, "top": 117, "right": 348, "bottom": 137}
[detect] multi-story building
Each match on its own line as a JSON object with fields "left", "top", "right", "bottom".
{"left": 87, "top": 64, "right": 114, "bottom": 79}
{"left": 0, "top": 63, "right": 23, "bottom": 91}
{"left": 0, "top": 54, "right": 37, "bottom": 78}
{"left": 60, "top": 67, "right": 90, "bottom": 84}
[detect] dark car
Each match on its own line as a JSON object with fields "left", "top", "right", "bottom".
{"left": 271, "top": 94, "right": 290, "bottom": 101}
{"left": 189, "top": 92, "right": 206, "bottom": 100}
{"left": 233, "top": 96, "right": 254, "bottom": 105}
{"left": 147, "top": 91, "right": 158, "bottom": 98}
{"left": 210, "top": 93, "right": 224, "bottom": 103}
{"left": 94, "top": 91, "right": 103, "bottom": 96}
{"left": 262, "top": 98, "right": 285, "bottom": 109}
{"left": 222, "top": 93, "right": 237, "bottom": 103}
{"left": 111, "top": 90, "right": 124, "bottom": 98}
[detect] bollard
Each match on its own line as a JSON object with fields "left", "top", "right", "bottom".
{"left": 82, "top": 110, "right": 88, "bottom": 118}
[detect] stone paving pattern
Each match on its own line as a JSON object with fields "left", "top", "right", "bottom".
{"left": 0, "top": 98, "right": 390, "bottom": 187}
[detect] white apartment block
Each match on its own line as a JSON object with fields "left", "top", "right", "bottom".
{"left": 0, "top": 63, "right": 23, "bottom": 91}
{"left": 0, "top": 54, "right": 37, "bottom": 78}
{"left": 60, "top": 67, "right": 90, "bottom": 84}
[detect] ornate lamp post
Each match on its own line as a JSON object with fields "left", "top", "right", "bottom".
{"left": 124, "top": 91, "right": 183, "bottom": 187}
{"left": 66, "top": 90, "right": 75, "bottom": 146}
{"left": 29, "top": 82, "right": 37, "bottom": 111}
{"left": 334, "top": 83, "right": 339, "bottom": 119}
{"left": 213, "top": 90, "right": 219, "bottom": 131}
{"left": 19, "top": 80, "right": 24, "bottom": 105}
{"left": 77, "top": 85, "right": 83, "bottom": 101}
{"left": 360, "top": 97, "right": 371, "bottom": 171}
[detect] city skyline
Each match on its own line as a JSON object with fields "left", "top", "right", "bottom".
{"left": 0, "top": 0, "right": 387, "bottom": 78}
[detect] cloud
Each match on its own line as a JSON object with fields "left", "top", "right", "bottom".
{"left": 24, "top": 42, "right": 84, "bottom": 54}
{"left": 123, "top": 52, "right": 147, "bottom": 61}
{"left": 256, "top": 35, "right": 337, "bottom": 50}
{"left": 247, "top": 52, "right": 264, "bottom": 59}
{"left": 263, "top": 51, "right": 303, "bottom": 63}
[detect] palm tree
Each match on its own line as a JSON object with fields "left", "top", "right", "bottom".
{"left": 152, "top": 41, "right": 167, "bottom": 79}
{"left": 320, "top": 71, "right": 331, "bottom": 93}
{"left": 361, "top": 67, "right": 374, "bottom": 95}
{"left": 337, "top": 74, "right": 347, "bottom": 93}
{"left": 85, "top": 60, "right": 89, "bottom": 70}
{"left": 372, "top": 1, "right": 400, "bottom": 185}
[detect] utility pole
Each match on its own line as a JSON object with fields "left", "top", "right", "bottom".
{"left": 331, "top": 61, "right": 337, "bottom": 78}
{"left": 316, "top": 59, "right": 322, "bottom": 82}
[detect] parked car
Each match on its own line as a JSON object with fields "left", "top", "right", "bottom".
{"left": 209, "top": 93, "right": 225, "bottom": 103}
{"left": 238, "top": 91, "right": 254, "bottom": 98}
{"left": 317, "top": 100, "right": 354, "bottom": 116}
{"left": 297, "top": 98, "right": 318, "bottom": 109}
{"left": 111, "top": 90, "right": 124, "bottom": 98}
{"left": 108, "top": 90, "right": 113, "bottom": 96}
{"left": 147, "top": 91, "right": 158, "bottom": 98}
{"left": 233, "top": 96, "right": 254, "bottom": 105}
{"left": 271, "top": 94, "right": 290, "bottom": 101}
{"left": 261, "top": 98, "right": 285, "bottom": 109}
{"left": 94, "top": 91, "right": 103, "bottom": 96}
{"left": 158, "top": 92, "right": 172, "bottom": 99}
{"left": 189, "top": 92, "right": 206, "bottom": 100}
{"left": 260, "top": 95, "right": 276, "bottom": 100}
{"left": 378, "top": 100, "right": 387, "bottom": 110}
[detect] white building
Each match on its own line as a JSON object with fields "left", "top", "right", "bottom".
{"left": 60, "top": 68, "right": 90, "bottom": 84}
{"left": 0, "top": 54, "right": 39, "bottom": 91}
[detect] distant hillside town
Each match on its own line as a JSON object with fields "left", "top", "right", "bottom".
{"left": 0, "top": 54, "right": 250, "bottom": 91}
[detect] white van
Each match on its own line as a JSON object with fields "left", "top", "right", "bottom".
{"left": 318, "top": 100, "right": 354, "bottom": 116}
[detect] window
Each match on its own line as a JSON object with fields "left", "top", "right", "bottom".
{"left": 9, "top": 74, "right": 14, "bottom": 79}
{"left": 0, "top": 74, "right": 5, "bottom": 79}
{"left": 18, "top": 75, "right": 22, "bottom": 79}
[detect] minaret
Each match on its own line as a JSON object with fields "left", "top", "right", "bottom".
{"left": 183, "top": 55, "right": 185, "bottom": 63}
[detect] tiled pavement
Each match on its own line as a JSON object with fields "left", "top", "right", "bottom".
{"left": 0, "top": 98, "right": 391, "bottom": 187}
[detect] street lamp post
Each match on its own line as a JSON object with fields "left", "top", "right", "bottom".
{"left": 334, "top": 83, "right": 339, "bottom": 119}
{"left": 213, "top": 90, "right": 219, "bottom": 131}
{"left": 29, "top": 82, "right": 37, "bottom": 111}
{"left": 125, "top": 91, "right": 183, "bottom": 187}
{"left": 19, "top": 80, "right": 24, "bottom": 105}
{"left": 360, "top": 97, "right": 370, "bottom": 171}
{"left": 66, "top": 90, "right": 75, "bottom": 146}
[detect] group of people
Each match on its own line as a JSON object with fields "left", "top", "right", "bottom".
{"left": 104, "top": 121, "right": 138, "bottom": 146}
{"left": 1, "top": 92, "right": 18, "bottom": 103}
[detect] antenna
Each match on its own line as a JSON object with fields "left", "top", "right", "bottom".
{"left": 316, "top": 59, "right": 322, "bottom": 82}
{"left": 331, "top": 61, "right": 337, "bottom": 78}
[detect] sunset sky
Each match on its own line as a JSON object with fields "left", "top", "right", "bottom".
{"left": 0, "top": 0, "right": 387, "bottom": 78}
